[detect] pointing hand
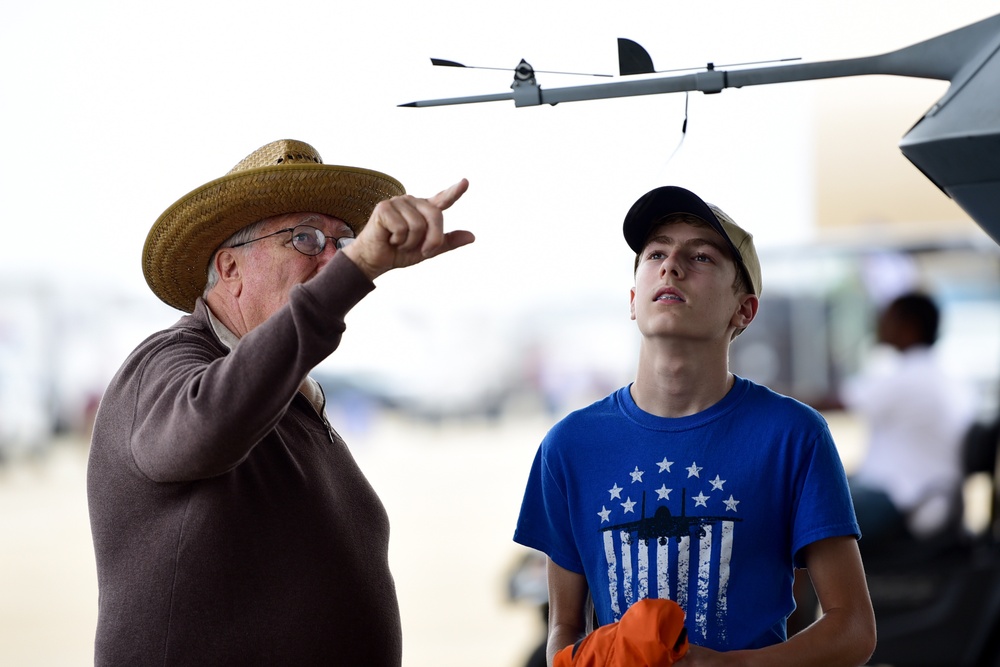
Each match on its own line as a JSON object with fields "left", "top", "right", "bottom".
{"left": 343, "top": 179, "right": 474, "bottom": 280}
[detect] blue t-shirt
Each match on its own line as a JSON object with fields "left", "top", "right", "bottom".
{"left": 513, "top": 377, "right": 858, "bottom": 651}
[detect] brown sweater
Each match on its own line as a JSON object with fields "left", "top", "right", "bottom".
{"left": 87, "top": 252, "right": 401, "bottom": 666}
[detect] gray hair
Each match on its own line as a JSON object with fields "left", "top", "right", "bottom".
{"left": 203, "top": 219, "right": 270, "bottom": 297}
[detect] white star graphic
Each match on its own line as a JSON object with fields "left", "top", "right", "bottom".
{"left": 609, "top": 483, "right": 623, "bottom": 500}
{"left": 630, "top": 466, "right": 644, "bottom": 483}
{"left": 710, "top": 475, "right": 726, "bottom": 491}
{"left": 656, "top": 457, "right": 674, "bottom": 473}
{"left": 655, "top": 484, "right": 672, "bottom": 500}
{"left": 598, "top": 506, "right": 612, "bottom": 522}
{"left": 686, "top": 462, "right": 703, "bottom": 478}
{"left": 621, "top": 497, "right": 637, "bottom": 514}
{"left": 692, "top": 491, "right": 709, "bottom": 507}
{"left": 723, "top": 495, "right": 740, "bottom": 512}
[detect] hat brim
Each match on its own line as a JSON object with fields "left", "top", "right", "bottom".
{"left": 143, "top": 163, "right": 405, "bottom": 312}
{"left": 622, "top": 186, "right": 757, "bottom": 293}
{"left": 624, "top": 187, "right": 726, "bottom": 255}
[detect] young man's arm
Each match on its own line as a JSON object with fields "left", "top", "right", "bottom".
{"left": 682, "top": 535, "right": 877, "bottom": 666}
{"left": 546, "top": 558, "right": 590, "bottom": 666}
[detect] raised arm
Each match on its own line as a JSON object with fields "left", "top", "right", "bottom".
{"left": 132, "top": 181, "right": 474, "bottom": 482}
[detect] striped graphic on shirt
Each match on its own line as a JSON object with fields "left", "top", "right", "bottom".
{"left": 596, "top": 459, "right": 742, "bottom": 645}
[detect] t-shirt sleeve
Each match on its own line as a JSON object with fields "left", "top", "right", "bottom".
{"left": 790, "top": 425, "right": 860, "bottom": 568}
{"left": 513, "top": 433, "right": 585, "bottom": 575}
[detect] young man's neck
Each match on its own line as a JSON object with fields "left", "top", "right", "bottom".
{"left": 631, "top": 341, "right": 734, "bottom": 418}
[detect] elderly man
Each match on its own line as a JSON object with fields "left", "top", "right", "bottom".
{"left": 87, "top": 139, "right": 473, "bottom": 666}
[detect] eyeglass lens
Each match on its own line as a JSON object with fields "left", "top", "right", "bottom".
{"left": 290, "top": 226, "right": 354, "bottom": 256}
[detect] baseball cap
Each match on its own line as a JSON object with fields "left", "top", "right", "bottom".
{"left": 623, "top": 186, "right": 762, "bottom": 296}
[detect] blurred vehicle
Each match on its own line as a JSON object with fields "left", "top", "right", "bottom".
{"left": 0, "top": 282, "right": 55, "bottom": 459}
{"left": 0, "top": 277, "right": 179, "bottom": 458}
{"left": 860, "top": 419, "right": 1000, "bottom": 666}
{"left": 732, "top": 232, "right": 1000, "bottom": 415}
{"left": 731, "top": 229, "right": 1000, "bottom": 666}
{"left": 314, "top": 297, "right": 637, "bottom": 424}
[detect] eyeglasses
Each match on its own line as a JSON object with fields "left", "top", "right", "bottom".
{"left": 228, "top": 224, "right": 355, "bottom": 256}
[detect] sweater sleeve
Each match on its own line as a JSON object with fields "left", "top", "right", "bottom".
{"left": 130, "top": 251, "right": 375, "bottom": 482}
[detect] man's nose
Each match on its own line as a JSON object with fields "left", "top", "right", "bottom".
{"left": 660, "top": 253, "right": 684, "bottom": 279}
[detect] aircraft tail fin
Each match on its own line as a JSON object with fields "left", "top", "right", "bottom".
{"left": 618, "top": 38, "right": 656, "bottom": 76}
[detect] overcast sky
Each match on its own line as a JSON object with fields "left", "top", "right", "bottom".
{"left": 2, "top": 0, "right": 997, "bottom": 386}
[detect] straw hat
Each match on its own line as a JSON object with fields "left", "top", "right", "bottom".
{"left": 143, "top": 139, "right": 405, "bottom": 312}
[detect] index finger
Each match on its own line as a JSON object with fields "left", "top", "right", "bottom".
{"left": 427, "top": 178, "right": 469, "bottom": 211}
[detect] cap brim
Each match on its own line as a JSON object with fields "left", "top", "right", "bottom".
{"left": 623, "top": 186, "right": 727, "bottom": 254}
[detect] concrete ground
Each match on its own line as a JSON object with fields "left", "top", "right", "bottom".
{"left": 0, "top": 415, "right": 549, "bottom": 667}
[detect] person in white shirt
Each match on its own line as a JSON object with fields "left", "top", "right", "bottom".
{"left": 843, "top": 291, "right": 976, "bottom": 554}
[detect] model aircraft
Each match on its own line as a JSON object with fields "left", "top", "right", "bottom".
{"left": 602, "top": 490, "right": 742, "bottom": 546}
{"left": 401, "top": 13, "right": 1000, "bottom": 246}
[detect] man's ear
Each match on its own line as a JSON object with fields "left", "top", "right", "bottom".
{"left": 629, "top": 286, "right": 637, "bottom": 321}
{"left": 733, "top": 293, "right": 759, "bottom": 330}
{"left": 215, "top": 249, "right": 243, "bottom": 296}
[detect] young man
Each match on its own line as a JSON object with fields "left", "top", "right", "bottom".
{"left": 513, "top": 186, "right": 876, "bottom": 666}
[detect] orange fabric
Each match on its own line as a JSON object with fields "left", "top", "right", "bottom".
{"left": 554, "top": 598, "right": 689, "bottom": 667}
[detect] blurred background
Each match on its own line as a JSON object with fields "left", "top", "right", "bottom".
{"left": 3, "top": 1, "right": 1000, "bottom": 665}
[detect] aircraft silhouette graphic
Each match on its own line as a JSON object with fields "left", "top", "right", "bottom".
{"left": 602, "top": 489, "right": 742, "bottom": 546}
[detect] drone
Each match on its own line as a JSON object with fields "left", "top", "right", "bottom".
{"left": 402, "top": 14, "right": 1000, "bottom": 246}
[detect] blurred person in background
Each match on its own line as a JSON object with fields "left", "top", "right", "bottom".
{"left": 87, "top": 139, "right": 473, "bottom": 666}
{"left": 513, "top": 186, "right": 876, "bottom": 666}
{"left": 842, "top": 291, "right": 977, "bottom": 555}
